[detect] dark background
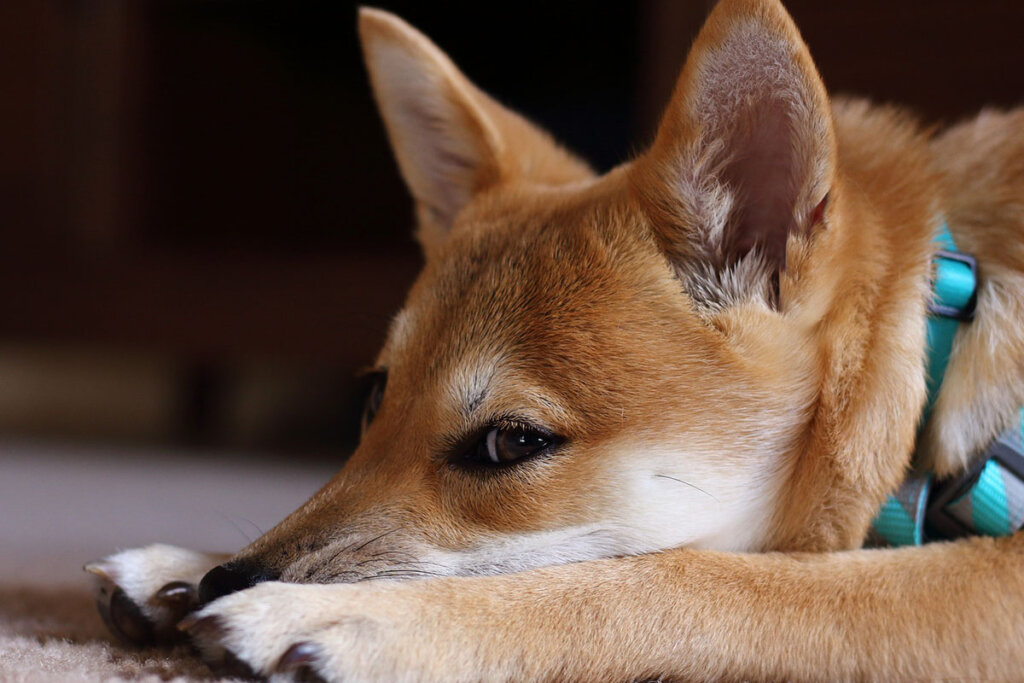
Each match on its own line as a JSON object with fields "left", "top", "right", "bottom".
{"left": 2, "top": 0, "right": 1023, "bottom": 456}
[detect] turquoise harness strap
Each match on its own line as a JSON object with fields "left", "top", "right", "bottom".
{"left": 869, "top": 222, "right": 987, "bottom": 547}
{"left": 921, "top": 226, "right": 977, "bottom": 422}
{"left": 871, "top": 473, "right": 931, "bottom": 546}
{"left": 932, "top": 411, "right": 1024, "bottom": 538}
{"left": 870, "top": 412, "right": 1024, "bottom": 546}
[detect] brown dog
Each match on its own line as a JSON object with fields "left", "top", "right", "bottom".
{"left": 86, "top": 0, "right": 1024, "bottom": 679}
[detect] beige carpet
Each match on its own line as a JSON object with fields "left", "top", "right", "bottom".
{"left": 0, "top": 440, "right": 336, "bottom": 681}
{"left": 0, "top": 584, "right": 225, "bottom": 682}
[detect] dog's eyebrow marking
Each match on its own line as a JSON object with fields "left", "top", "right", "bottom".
{"left": 467, "top": 387, "right": 487, "bottom": 414}
{"left": 387, "top": 308, "right": 415, "bottom": 352}
{"left": 452, "top": 358, "right": 499, "bottom": 418}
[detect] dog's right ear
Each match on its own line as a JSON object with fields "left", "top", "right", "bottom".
{"left": 359, "top": 9, "right": 592, "bottom": 256}
{"left": 633, "top": 0, "right": 836, "bottom": 311}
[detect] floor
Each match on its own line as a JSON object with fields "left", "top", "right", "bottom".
{"left": 0, "top": 439, "right": 337, "bottom": 586}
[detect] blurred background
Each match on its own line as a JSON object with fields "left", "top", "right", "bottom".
{"left": 3, "top": 0, "right": 1023, "bottom": 456}
{"left": 1, "top": 1, "right": 1023, "bottom": 581}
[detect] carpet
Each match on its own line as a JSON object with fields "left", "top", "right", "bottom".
{"left": 0, "top": 584, "right": 225, "bottom": 682}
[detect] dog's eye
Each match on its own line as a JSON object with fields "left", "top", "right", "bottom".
{"left": 471, "top": 426, "right": 553, "bottom": 467}
{"left": 361, "top": 370, "right": 387, "bottom": 430}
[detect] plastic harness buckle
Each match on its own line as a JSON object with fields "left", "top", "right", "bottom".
{"left": 927, "top": 249, "right": 978, "bottom": 321}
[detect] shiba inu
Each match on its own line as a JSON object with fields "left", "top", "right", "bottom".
{"left": 85, "top": 0, "right": 1024, "bottom": 679}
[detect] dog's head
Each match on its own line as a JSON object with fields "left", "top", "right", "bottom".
{"left": 212, "top": 0, "right": 854, "bottom": 593}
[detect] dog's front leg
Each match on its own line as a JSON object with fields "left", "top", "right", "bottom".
{"left": 85, "top": 544, "right": 228, "bottom": 645}
{"left": 185, "top": 533, "right": 1024, "bottom": 682}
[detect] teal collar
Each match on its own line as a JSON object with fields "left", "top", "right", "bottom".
{"left": 921, "top": 224, "right": 977, "bottom": 421}
{"left": 867, "top": 222, "right": 1024, "bottom": 546}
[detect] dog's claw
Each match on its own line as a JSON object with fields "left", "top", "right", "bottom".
{"left": 86, "top": 546, "right": 228, "bottom": 647}
{"left": 180, "top": 614, "right": 259, "bottom": 678}
{"left": 83, "top": 560, "right": 117, "bottom": 582}
{"left": 154, "top": 581, "right": 198, "bottom": 607}
{"left": 278, "top": 642, "right": 328, "bottom": 683}
{"left": 177, "top": 612, "right": 203, "bottom": 633}
{"left": 98, "top": 586, "right": 155, "bottom": 645}
{"left": 89, "top": 572, "right": 197, "bottom": 645}
{"left": 277, "top": 641, "right": 322, "bottom": 671}
{"left": 220, "top": 650, "right": 260, "bottom": 679}
{"left": 178, "top": 613, "right": 224, "bottom": 639}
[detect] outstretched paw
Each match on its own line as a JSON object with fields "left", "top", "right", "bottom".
{"left": 85, "top": 544, "right": 227, "bottom": 645}
{"left": 181, "top": 580, "right": 495, "bottom": 683}
{"left": 180, "top": 583, "right": 342, "bottom": 679}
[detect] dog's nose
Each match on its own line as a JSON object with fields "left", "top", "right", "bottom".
{"left": 198, "top": 561, "right": 278, "bottom": 605}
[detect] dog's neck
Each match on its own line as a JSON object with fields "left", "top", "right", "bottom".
{"left": 870, "top": 222, "right": 979, "bottom": 545}
{"left": 767, "top": 102, "right": 944, "bottom": 551}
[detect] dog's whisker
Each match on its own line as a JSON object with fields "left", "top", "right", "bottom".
{"left": 350, "top": 528, "right": 402, "bottom": 555}
{"left": 219, "top": 513, "right": 255, "bottom": 544}
{"left": 375, "top": 569, "right": 441, "bottom": 578}
{"left": 323, "top": 529, "right": 398, "bottom": 567}
{"left": 355, "top": 557, "right": 385, "bottom": 567}
{"left": 654, "top": 474, "right": 720, "bottom": 504}
{"left": 307, "top": 535, "right": 458, "bottom": 582}
{"left": 322, "top": 570, "right": 361, "bottom": 584}
{"left": 385, "top": 563, "right": 452, "bottom": 576}
{"left": 359, "top": 569, "right": 442, "bottom": 582}
{"left": 391, "top": 559, "right": 451, "bottom": 571}
{"left": 238, "top": 516, "right": 265, "bottom": 538}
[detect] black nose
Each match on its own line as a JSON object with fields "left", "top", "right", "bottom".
{"left": 198, "top": 561, "right": 278, "bottom": 605}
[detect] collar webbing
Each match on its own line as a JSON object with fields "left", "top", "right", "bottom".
{"left": 921, "top": 225, "right": 977, "bottom": 421}
{"left": 868, "top": 222, "right": 1003, "bottom": 547}
{"left": 870, "top": 412, "right": 1024, "bottom": 546}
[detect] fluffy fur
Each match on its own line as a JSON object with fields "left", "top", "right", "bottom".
{"left": 87, "top": 1, "right": 1024, "bottom": 680}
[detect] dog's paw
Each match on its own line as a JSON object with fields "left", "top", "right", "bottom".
{"left": 85, "top": 544, "right": 227, "bottom": 645}
{"left": 182, "top": 581, "right": 486, "bottom": 683}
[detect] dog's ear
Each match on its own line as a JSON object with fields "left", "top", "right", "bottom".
{"left": 634, "top": 0, "right": 835, "bottom": 308}
{"left": 359, "top": 9, "right": 592, "bottom": 256}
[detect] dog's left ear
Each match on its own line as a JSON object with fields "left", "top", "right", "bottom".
{"left": 634, "top": 0, "right": 835, "bottom": 305}
{"left": 359, "top": 8, "right": 592, "bottom": 257}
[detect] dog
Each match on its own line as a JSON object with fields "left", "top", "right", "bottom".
{"left": 85, "top": 0, "right": 1024, "bottom": 679}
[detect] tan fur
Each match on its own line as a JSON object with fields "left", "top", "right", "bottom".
{"left": 91, "top": 1, "right": 1024, "bottom": 679}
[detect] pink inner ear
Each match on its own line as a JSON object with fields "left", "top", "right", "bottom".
{"left": 808, "top": 194, "right": 828, "bottom": 229}
{"left": 721, "top": 101, "right": 802, "bottom": 269}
